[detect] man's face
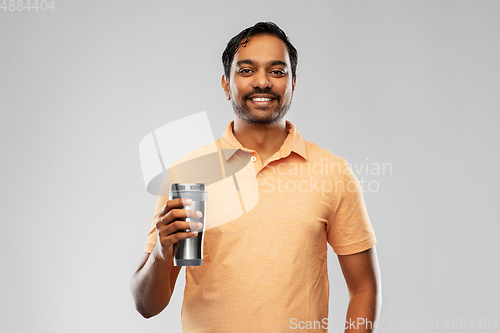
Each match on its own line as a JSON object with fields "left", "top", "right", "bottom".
{"left": 222, "top": 34, "right": 296, "bottom": 126}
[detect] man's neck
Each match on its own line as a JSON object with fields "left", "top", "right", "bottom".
{"left": 232, "top": 117, "right": 289, "bottom": 163}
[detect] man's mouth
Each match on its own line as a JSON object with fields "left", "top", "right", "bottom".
{"left": 246, "top": 94, "right": 278, "bottom": 107}
{"left": 250, "top": 97, "right": 273, "bottom": 102}
{"left": 247, "top": 97, "right": 276, "bottom": 107}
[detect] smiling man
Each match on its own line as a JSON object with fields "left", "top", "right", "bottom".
{"left": 131, "top": 22, "right": 381, "bottom": 332}
{"left": 221, "top": 32, "right": 296, "bottom": 164}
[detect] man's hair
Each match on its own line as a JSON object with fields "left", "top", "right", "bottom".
{"left": 222, "top": 21, "right": 298, "bottom": 81}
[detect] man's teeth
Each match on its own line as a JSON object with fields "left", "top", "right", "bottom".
{"left": 251, "top": 97, "right": 272, "bottom": 102}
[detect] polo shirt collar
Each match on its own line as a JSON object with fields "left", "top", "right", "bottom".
{"left": 219, "top": 120, "right": 308, "bottom": 162}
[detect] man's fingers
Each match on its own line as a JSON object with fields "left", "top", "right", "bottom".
{"left": 159, "top": 219, "right": 203, "bottom": 238}
{"left": 158, "top": 225, "right": 199, "bottom": 248}
{"left": 172, "top": 229, "right": 199, "bottom": 242}
{"left": 156, "top": 209, "right": 203, "bottom": 229}
{"left": 155, "top": 227, "right": 198, "bottom": 257}
{"left": 187, "top": 220, "right": 203, "bottom": 231}
{"left": 155, "top": 197, "right": 202, "bottom": 252}
{"left": 158, "top": 197, "right": 193, "bottom": 218}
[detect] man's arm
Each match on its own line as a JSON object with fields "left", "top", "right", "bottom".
{"left": 130, "top": 251, "right": 182, "bottom": 318}
{"left": 338, "top": 246, "right": 381, "bottom": 333}
{"left": 130, "top": 198, "right": 201, "bottom": 318}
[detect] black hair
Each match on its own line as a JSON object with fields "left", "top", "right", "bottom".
{"left": 222, "top": 22, "right": 298, "bottom": 81}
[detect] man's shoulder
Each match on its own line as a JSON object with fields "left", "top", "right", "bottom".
{"left": 302, "top": 139, "right": 347, "bottom": 165}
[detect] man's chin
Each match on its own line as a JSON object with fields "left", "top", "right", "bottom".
{"left": 232, "top": 101, "right": 290, "bottom": 125}
{"left": 239, "top": 111, "right": 284, "bottom": 126}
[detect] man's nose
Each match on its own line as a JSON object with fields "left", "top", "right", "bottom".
{"left": 252, "top": 70, "right": 272, "bottom": 89}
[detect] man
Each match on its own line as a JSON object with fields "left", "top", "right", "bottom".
{"left": 131, "top": 22, "right": 381, "bottom": 332}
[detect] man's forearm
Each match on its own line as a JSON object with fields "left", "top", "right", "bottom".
{"left": 344, "top": 290, "right": 381, "bottom": 333}
{"left": 130, "top": 251, "right": 174, "bottom": 318}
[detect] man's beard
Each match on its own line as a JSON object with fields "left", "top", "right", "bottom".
{"left": 231, "top": 88, "right": 293, "bottom": 126}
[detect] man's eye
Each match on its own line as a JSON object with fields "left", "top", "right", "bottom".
{"left": 271, "top": 70, "right": 285, "bottom": 75}
{"left": 239, "top": 69, "right": 252, "bottom": 74}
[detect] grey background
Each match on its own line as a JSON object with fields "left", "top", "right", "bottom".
{"left": 1, "top": 0, "right": 499, "bottom": 332}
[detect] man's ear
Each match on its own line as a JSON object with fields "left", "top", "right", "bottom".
{"left": 221, "top": 75, "right": 230, "bottom": 100}
{"left": 292, "top": 75, "right": 297, "bottom": 92}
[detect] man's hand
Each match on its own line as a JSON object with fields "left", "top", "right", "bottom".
{"left": 153, "top": 197, "right": 203, "bottom": 261}
{"left": 130, "top": 197, "right": 203, "bottom": 318}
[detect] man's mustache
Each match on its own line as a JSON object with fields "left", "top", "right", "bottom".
{"left": 243, "top": 88, "right": 281, "bottom": 101}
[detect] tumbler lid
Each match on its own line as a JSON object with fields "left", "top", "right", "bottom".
{"left": 170, "top": 183, "right": 206, "bottom": 192}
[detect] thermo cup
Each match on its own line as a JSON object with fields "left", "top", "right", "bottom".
{"left": 169, "top": 183, "right": 207, "bottom": 266}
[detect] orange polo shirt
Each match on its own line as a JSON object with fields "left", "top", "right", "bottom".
{"left": 144, "top": 120, "right": 376, "bottom": 332}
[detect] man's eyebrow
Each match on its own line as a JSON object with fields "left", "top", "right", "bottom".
{"left": 269, "top": 60, "right": 288, "bottom": 68}
{"left": 236, "top": 59, "right": 288, "bottom": 68}
{"left": 236, "top": 59, "right": 255, "bottom": 67}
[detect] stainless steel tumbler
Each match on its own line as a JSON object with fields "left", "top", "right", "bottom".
{"left": 169, "top": 183, "right": 207, "bottom": 266}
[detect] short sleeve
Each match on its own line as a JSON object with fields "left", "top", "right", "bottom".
{"left": 327, "top": 158, "right": 376, "bottom": 255}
